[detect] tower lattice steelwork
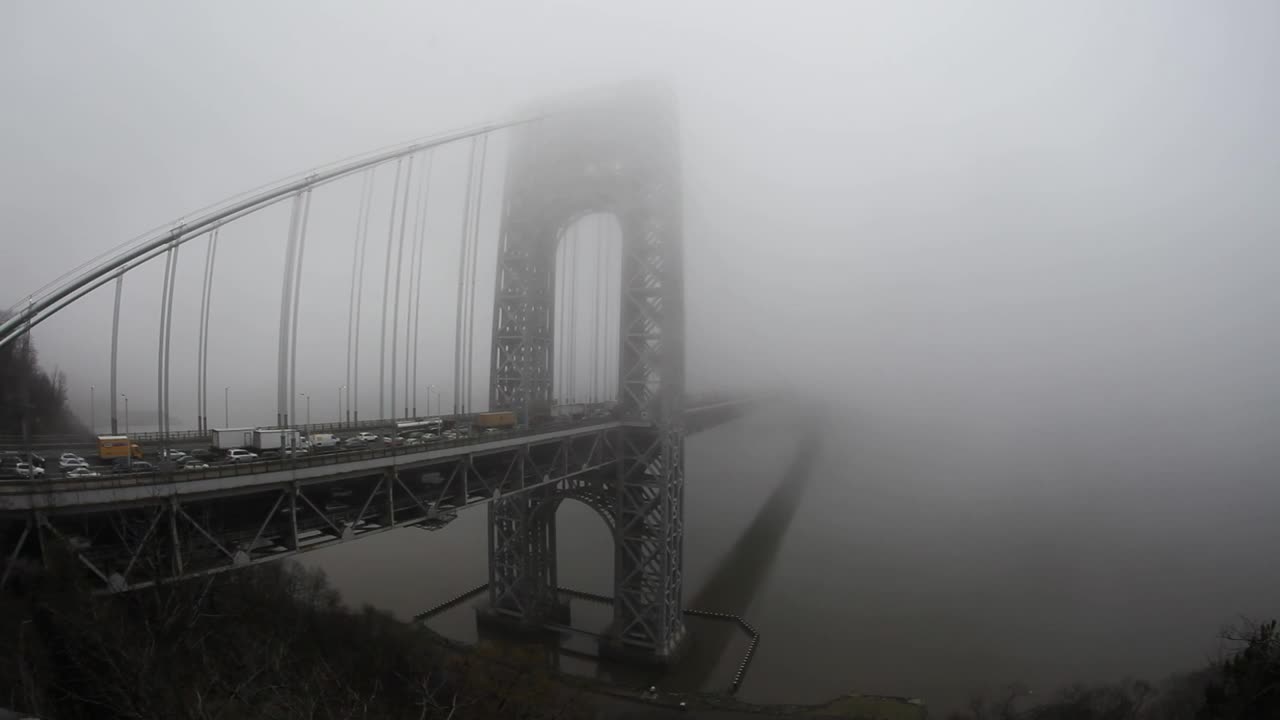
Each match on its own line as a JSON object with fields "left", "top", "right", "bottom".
{"left": 486, "top": 84, "right": 688, "bottom": 661}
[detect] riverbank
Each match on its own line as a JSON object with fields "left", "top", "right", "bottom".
{"left": 417, "top": 618, "right": 927, "bottom": 719}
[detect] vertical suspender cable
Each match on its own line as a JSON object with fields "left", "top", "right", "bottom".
{"left": 559, "top": 228, "right": 567, "bottom": 404}
{"left": 196, "top": 236, "right": 212, "bottom": 432}
{"left": 604, "top": 233, "right": 614, "bottom": 399}
{"left": 604, "top": 235, "right": 613, "bottom": 401}
{"left": 593, "top": 216, "right": 603, "bottom": 403}
{"left": 463, "top": 133, "right": 489, "bottom": 414}
{"left": 565, "top": 231, "right": 573, "bottom": 404}
{"left": 410, "top": 153, "right": 434, "bottom": 418}
{"left": 277, "top": 194, "right": 303, "bottom": 426}
{"left": 110, "top": 268, "right": 125, "bottom": 434}
{"left": 390, "top": 156, "right": 416, "bottom": 421}
{"left": 194, "top": 229, "right": 207, "bottom": 427}
{"left": 205, "top": 229, "right": 219, "bottom": 430}
{"left": 346, "top": 171, "right": 374, "bottom": 426}
{"left": 156, "top": 247, "right": 172, "bottom": 441}
{"left": 197, "top": 227, "right": 220, "bottom": 433}
{"left": 404, "top": 158, "right": 424, "bottom": 417}
{"left": 162, "top": 243, "right": 179, "bottom": 443}
{"left": 553, "top": 232, "right": 559, "bottom": 403}
{"left": 569, "top": 225, "right": 578, "bottom": 403}
{"left": 378, "top": 159, "right": 405, "bottom": 421}
{"left": 288, "top": 189, "right": 313, "bottom": 428}
{"left": 453, "top": 138, "right": 478, "bottom": 415}
{"left": 155, "top": 241, "right": 178, "bottom": 448}
{"left": 459, "top": 141, "right": 480, "bottom": 413}
{"left": 556, "top": 231, "right": 565, "bottom": 403}
{"left": 203, "top": 229, "right": 218, "bottom": 431}
{"left": 353, "top": 170, "right": 376, "bottom": 425}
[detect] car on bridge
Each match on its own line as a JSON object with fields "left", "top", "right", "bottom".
{"left": 355, "top": 431, "right": 379, "bottom": 443}
{"left": 65, "top": 467, "right": 102, "bottom": 479}
{"left": 226, "top": 449, "right": 258, "bottom": 463}
{"left": 14, "top": 462, "right": 44, "bottom": 479}
{"left": 59, "top": 456, "right": 89, "bottom": 470}
{"left": 341, "top": 436, "right": 367, "bottom": 449}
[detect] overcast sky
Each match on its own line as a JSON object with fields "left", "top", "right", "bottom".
{"left": 3, "top": 1, "right": 1278, "bottom": 433}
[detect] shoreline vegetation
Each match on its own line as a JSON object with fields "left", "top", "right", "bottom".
{"left": 0, "top": 558, "right": 1274, "bottom": 719}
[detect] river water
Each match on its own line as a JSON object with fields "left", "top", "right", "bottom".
{"left": 305, "top": 401, "right": 1280, "bottom": 713}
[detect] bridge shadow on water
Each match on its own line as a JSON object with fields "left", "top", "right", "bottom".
{"left": 663, "top": 409, "right": 827, "bottom": 692}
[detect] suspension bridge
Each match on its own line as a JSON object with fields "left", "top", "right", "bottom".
{"left": 0, "top": 83, "right": 758, "bottom": 664}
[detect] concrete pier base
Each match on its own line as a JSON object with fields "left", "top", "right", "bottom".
{"left": 597, "top": 621, "right": 690, "bottom": 667}
{"left": 474, "top": 597, "right": 572, "bottom": 638}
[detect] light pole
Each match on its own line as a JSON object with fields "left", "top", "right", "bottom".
{"left": 90, "top": 385, "right": 95, "bottom": 434}
{"left": 299, "top": 393, "right": 311, "bottom": 426}
{"left": 224, "top": 387, "right": 230, "bottom": 427}
{"left": 338, "top": 385, "right": 346, "bottom": 425}
{"left": 427, "top": 384, "right": 436, "bottom": 416}
{"left": 120, "top": 393, "right": 130, "bottom": 436}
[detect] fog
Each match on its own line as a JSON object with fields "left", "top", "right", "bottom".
{"left": 5, "top": 0, "right": 1280, "bottom": 709}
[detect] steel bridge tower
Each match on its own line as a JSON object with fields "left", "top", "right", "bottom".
{"left": 486, "top": 84, "right": 688, "bottom": 662}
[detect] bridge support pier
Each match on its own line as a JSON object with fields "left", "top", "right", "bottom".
{"left": 486, "top": 489, "right": 563, "bottom": 626}
{"left": 281, "top": 489, "right": 299, "bottom": 551}
{"left": 380, "top": 469, "right": 396, "bottom": 527}
{"left": 481, "top": 427, "right": 688, "bottom": 665}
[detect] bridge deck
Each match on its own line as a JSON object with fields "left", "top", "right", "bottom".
{"left": 0, "top": 401, "right": 753, "bottom": 593}
{"left": 0, "top": 420, "right": 632, "bottom": 512}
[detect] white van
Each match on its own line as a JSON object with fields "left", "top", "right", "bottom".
{"left": 309, "top": 433, "right": 341, "bottom": 450}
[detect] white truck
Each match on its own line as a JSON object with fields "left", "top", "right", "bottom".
{"left": 308, "top": 433, "right": 341, "bottom": 449}
{"left": 210, "top": 427, "right": 255, "bottom": 451}
{"left": 251, "top": 428, "right": 303, "bottom": 452}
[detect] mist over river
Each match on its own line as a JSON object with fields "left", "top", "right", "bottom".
{"left": 306, "top": 396, "right": 1280, "bottom": 713}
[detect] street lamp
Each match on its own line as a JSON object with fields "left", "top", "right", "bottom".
{"left": 427, "top": 384, "right": 436, "bottom": 416}
{"left": 224, "top": 387, "right": 230, "bottom": 427}
{"left": 298, "top": 393, "right": 311, "bottom": 426}
{"left": 120, "top": 393, "right": 130, "bottom": 436}
{"left": 338, "top": 385, "right": 346, "bottom": 425}
{"left": 90, "top": 385, "right": 95, "bottom": 434}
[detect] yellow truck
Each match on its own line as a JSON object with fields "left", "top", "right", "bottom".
{"left": 97, "top": 435, "right": 143, "bottom": 461}
{"left": 474, "top": 411, "right": 517, "bottom": 430}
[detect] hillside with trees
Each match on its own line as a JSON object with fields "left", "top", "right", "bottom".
{"left": 0, "top": 317, "right": 84, "bottom": 437}
{"left": 0, "top": 560, "right": 589, "bottom": 720}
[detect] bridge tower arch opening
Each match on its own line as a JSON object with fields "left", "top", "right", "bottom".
{"left": 537, "top": 490, "right": 618, "bottom": 599}
{"left": 553, "top": 212, "right": 622, "bottom": 407}
{"left": 486, "top": 85, "right": 689, "bottom": 663}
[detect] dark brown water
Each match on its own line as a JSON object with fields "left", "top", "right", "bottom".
{"left": 305, "top": 402, "right": 1280, "bottom": 713}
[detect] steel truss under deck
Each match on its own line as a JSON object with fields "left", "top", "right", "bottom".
{"left": 0, "top": 427, "right": 618, "bottom": 593}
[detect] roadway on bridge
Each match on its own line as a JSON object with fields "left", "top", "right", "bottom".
{"left": 0, "top": 399, "right": 750, "bottom": 511}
